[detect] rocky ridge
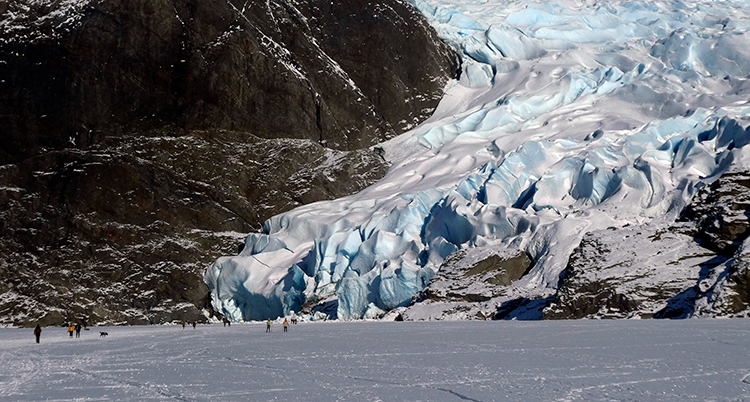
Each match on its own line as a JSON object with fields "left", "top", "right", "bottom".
{"left": 542, "top": 169, "right": 750, "bottom": 320}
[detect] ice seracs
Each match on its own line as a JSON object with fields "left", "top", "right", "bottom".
{"left": 206, "top": 0, "right": 750, "bottom": 321}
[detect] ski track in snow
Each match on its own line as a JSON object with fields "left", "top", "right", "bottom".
{"left": 1, "top": 320, "right": 749, "bottom": 401}
{"left": 224, "top": 354, "right": 486, "bottom": 401}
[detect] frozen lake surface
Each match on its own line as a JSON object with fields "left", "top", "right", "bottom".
{"left": 1, "top": 320, "right": 749, "bottom": 401}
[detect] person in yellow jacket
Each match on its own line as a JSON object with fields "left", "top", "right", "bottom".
{"left": 67, "top": 324, "right": 75, "bottom": 338}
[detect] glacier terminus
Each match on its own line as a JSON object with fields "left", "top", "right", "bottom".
{"left": 205, "top": 0, "right": 750, "bottom": 321}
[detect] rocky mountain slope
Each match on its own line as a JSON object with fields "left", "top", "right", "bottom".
{"left": 544, "top": 166, "right": 750, "bottom": 320}
{"left": 0, "top": 0, "right": 458, "bottom": 326}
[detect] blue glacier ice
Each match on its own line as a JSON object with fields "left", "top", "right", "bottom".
{"left": 205, "top": 0, "right": 750, "bottom": 321}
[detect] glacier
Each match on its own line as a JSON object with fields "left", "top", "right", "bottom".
{"left": 205, "top": 0, "right": 750, "bottom": 321}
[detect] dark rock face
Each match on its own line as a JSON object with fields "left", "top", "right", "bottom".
{"left": 0, "top": 0, "right": 457, "bottom": 163}
{"left": 0, "top": 0, "right": 458, "bottom": 326}
{"left": 673, "top": 170, "right": 750, "bottom": 317}
{"left": 543, "top": 170, "right": 750, "bottom": 320}
{"left": 419, "top": 250, "right": 533, "bottom": 303}
{"left": 396, "top": 248, "right": 534, "bottom": 320}
{"left": 723, "top": 258, "right": 750, "bottom": 313}
{"left": 541, "top": 225, "right": 709, "bottom": 320}
{"left": 679, "top": 171, "right": 750, "bottom": 255}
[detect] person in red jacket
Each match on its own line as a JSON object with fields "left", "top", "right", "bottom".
{"left": 33, "top": 325, "right": 42, "bottom": 343}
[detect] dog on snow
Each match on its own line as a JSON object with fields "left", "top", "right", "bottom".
{"left": 99, "top": 331, "right": 108, "bottom": 337}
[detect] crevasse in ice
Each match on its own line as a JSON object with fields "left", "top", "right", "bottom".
{"left": 205, "top": 0, "right": 750, "bottom": 321}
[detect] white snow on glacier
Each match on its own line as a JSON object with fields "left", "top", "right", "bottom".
{"left": 205, "top": 0, "right": 750, "bottom": 321}
{"left": 3, "top": 320, "right": 750, "bottom": 401}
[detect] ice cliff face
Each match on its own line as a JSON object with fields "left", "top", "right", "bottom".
{"left": 206, "top": 0, "right": 750, "bottom": 321}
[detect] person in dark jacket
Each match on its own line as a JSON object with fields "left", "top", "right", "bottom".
{"left": 33, "top": 325, "right": 42, "bottom": 343}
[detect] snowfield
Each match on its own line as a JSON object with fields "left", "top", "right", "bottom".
{"left": 1, "top": 320, "right": 749, "bottom": 401}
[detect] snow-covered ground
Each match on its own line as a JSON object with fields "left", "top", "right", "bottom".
{"left": 2, "top": 320, "right": 749, "bottom": 401}
{"left": 205, "top": 0, "right": 750, "bottom": 321}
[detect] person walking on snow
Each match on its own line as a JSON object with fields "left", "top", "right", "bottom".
{"left": 34, "top": 325, "right": 42, "bottom": 343}
{"left": 283, "top": 318, "right": 289, "bottom": 332}
{"left": 266, "top": 319, "right": 271, "bottom": 332}
{"left": 75, "top": 323, "right": 81, "bottom": 338}
{"left": 68, "top": 324, "right": 75, "bottom": 338}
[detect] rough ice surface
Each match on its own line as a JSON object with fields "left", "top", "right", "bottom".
{"left": 206, "top": 0, "right": 750, "bottom": 321}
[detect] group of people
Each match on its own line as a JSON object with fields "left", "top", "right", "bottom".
{"left": 266, "top": 318, "right": 294, "bottom": 332}
{"left": 67, "top": 323, "right": 84, "bottom": 338}
{"left": 32, "top": 319, "right": 88, "bottom": 343}
{"left": 33, "top": 315, "right": 300, "bottom": 343}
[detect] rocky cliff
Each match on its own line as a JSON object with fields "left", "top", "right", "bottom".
{"left": 0, "top": 0, "right": 458, "bottom": 326}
